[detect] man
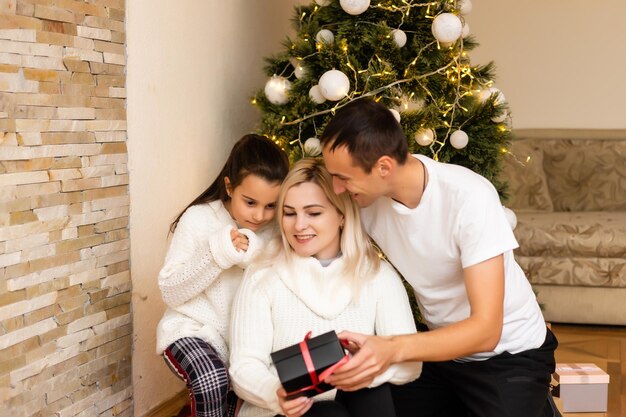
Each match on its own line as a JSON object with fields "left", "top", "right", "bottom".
{"left": 321, "top": 99, "right": 557, "bottom": 417}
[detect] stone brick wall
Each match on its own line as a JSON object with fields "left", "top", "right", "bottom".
{"left": 0, "top": 0, "right": 132, "bottom": 416}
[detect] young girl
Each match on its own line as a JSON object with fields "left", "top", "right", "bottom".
{"left": 229, "top": 158, "right": 421, "bottom": 417}
{"left": 156, "top": 134, "right": 290, "bottom": 417}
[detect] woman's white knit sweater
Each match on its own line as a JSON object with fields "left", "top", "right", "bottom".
{"left": 156, "top": 201, "right": 271, "bottom": 363}
{"left": 229, "top": 255, "right": 422, "bottom": 417}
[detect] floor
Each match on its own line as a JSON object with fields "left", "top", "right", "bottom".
{"left": 170, "top": 323, "right": 626, "bottom": 417}
{"left": 551, "top": 323, "right": 625, "bottom": 417}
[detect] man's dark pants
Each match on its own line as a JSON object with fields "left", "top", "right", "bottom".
{"left": 392, "top": 328, "right": 558, "bottom": 417}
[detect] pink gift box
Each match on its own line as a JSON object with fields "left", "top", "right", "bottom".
{"left": 554, "top": 363, "right": 610, "bottom": 412}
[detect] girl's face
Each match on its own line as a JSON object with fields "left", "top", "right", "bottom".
{"left": 282, "top": 182, "right": 343, "bottom": 260}
{"left": 225, "top": 174, "right": 281, "bottom": 231}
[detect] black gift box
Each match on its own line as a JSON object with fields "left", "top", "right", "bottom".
{"left": 271, "top": 331, "right": 347, "bottom": 399}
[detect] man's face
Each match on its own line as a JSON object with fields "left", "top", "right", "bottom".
{"left": 322, "top": 144, "right": 386, "bottom": 207}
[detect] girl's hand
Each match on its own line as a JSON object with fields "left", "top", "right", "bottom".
{"left": 276, "top": 388, "right": 312, "bottom": 417}
{"left": 230, "top": 228, "right": 249, "bottom": 252}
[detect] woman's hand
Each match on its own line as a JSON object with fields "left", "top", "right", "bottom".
{"left": 276, "top": 388, "right": 312, "bottom": 417}
{"left": 230, "top": 228, "right": 249, "bottom": 252}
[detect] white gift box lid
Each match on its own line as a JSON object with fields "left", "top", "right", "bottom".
{"left": 555, "top": 363, "right": 610, "bottom": 384}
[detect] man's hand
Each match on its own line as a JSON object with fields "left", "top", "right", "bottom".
{"left": 326, "top": 331, "right": 396, "bottom": 391}
{"left": 230, "top": 228, "right": 249, "bottom": 252}
{"left": 276, "top": 388, "right": 312, "bottom": 417}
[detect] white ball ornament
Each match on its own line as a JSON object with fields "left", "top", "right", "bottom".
{"left": 479, "top": 86, "right": 506, "bottom": 104}
{"left": 316, "top": 0, "right": 332, "bottom": 6}
{"left": 316, "top": 29, "right": 335, "bottom": 45}
{"left": 289, "top": 58, "right": 307, "bottom": 79}
{"left": 414, "top": 128, "right": 435, "bottom": 146}
{"left": 462, "top": 22, "right": 470, "bottom": 38}
{"left": 304, "top": 137, "right": 322, "bottom": 156}
{"left": 318, "top": 69, "right": 350, "bottom": 101}
{"left": 340, "top": 0, "right": 370, "bottom": 15}
{"left": 392, "top": 29, "right": 407, "bottom": 48}
{"left": 308, "top": 85, "right": 326, "bottom": 104}
{"left": 458, "top": 0, "right": 473, "bottom": 15}
{"left": 399, "top": 96, "right": 426, "bottom": 112}
{"left": 504, "top": 115, "right": 513, "bottom": 130}
{"left": 489, "top": 87, "right": 506, "bottom": 105}
{"left": 294, "top": 64, "right": 307, "bottom": 79}
{"left": 450, "top": 129, "right": 469, "bottom": 149}
{"left": 503, "top": 206, "right": 517, "bottom": 230}
{"left": 389, "top": 108, "right": 401, "bottom": 123}
{"left": 264, "top": 76, "right": 291, "bottom": 105}
{"left": 432, "top": 13, "right": 463, "bottom": 44}
{"left": 476, "top": 85, "right": 491, "bottom": 102}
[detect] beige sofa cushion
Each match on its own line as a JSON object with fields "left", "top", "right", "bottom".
{"left": 534, "top": 285, "right": 626, "bottom": 326}
{"left": 502, "top": 140, "right": 553, "bottom": 211}
{"left": 514, "top": 211, "right": 626, "bottom": 289}
{"left": 516, "top": 256, "right": 626, "bottom": 288}
{"left": 542, "top": 139, "right": 626, "bottom": 211}
{"left": 514, "top": 211, "right": 626, "bottom": 258}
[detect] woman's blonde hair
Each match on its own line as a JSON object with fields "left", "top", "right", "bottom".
{"left": 256, "top": 158, "right": 380, "bottom": 288}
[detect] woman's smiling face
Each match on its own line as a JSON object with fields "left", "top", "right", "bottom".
{"left": 281, "top": 181, "right": 343, "bottom": 260}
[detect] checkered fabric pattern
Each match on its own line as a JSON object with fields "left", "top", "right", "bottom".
{"left": 164, "top": 337, "right": 238, "bottom": 417}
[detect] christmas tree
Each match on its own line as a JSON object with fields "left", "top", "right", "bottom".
{"left": 253, "top": 0, "right": 511, "bottom": 196}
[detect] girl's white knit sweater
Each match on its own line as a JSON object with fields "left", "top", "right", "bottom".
{"left": 229, "top": 255, "right": 422, "bottom": 417}
{"left": 156, "top": 201, "right": 271, "bottom": 363}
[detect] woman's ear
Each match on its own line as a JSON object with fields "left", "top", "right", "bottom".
{"left": 224, "top": 177, "right": 232, "bottom": 197}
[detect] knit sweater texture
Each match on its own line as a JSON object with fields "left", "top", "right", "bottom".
{"left": 156, "top": 201, "right": 271, "bottom": 363}
{"left": 229, "top": 255, "right": 422, "bottom": 417}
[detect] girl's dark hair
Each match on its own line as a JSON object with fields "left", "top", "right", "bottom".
{"left": 170, "top": 134, "right": 289, "bottom": 233}
{"left": 321, "top": 98, "right": 408, "bottom": 172}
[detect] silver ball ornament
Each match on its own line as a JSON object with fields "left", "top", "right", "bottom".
{"left": 340, "top": 0, "right": 370, "bottom": 15}
{"left": 264, "top": 76, "right": 291, "bottom": 105}
{"left": 414, "top": 128, "right": 435, "bottom": 146}
{"left": 432, "top": 13, "right": 463, "bottom": 44}
{"left": 450, "top": 130, "right": 469, "bottom": 149}
{"left": 304, "top": 137, "right": 322, "bottom": 156}
{"left": 318, "top": 69, "right": 350, "bottom": 101}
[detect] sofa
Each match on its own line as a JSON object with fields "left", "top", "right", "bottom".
{"left": 500, "top": 129, "right": 626, "bottom": 326}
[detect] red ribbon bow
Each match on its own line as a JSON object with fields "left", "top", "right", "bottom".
{"left": 285, "top": 331, "right": 349, "bottom": 397}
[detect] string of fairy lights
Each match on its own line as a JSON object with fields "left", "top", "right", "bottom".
{"left": 254, "top": 0, "right": 516, "bottom": 163}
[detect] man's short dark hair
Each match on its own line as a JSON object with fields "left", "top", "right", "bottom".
{"left": 321, "top": 98, "right": 408, "bottom": 172}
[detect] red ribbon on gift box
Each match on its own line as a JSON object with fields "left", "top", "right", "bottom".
{"left": 285, "top": 331, "right": 349, "bottom": 397}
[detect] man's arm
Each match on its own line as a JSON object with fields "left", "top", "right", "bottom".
{"left": 326, "top": 254, "right": 505, "bottom": 391}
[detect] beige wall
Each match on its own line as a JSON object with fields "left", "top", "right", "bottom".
{"left": 468, "top": 0, "right": 626, "bottom": 129}
{"left": 1, "top": 1, "right": 131, "bottom": 416}
{"left": 126, "top": 1, "right": 297, "bottom": 415}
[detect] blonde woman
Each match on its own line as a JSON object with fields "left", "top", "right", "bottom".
{"left": 229, "top": 158, "right": 421, "bottom": 417}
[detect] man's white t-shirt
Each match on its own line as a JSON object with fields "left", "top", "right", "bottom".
{"left": 360, "top": 154, "right": 547, "bottom": 361}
